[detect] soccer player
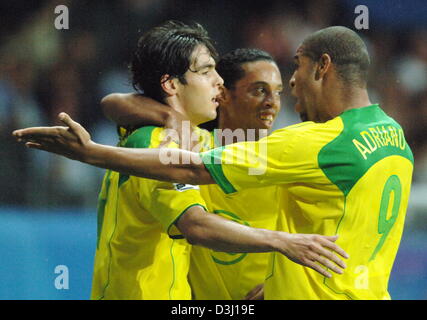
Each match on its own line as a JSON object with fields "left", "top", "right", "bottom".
{"left": 89, "top": 20, "right": 225, "bottom": 300}
{"left": 15, "top": 22, "right": 349, "bottom": 300}
{"left": 99, "top": 48, "right": 284, "bottom": 300}
{"left": 192, "top": 49, "right": 283, "bottom": 300}
{"left": 16, "top": 26, "right": 405, "bottom": 300}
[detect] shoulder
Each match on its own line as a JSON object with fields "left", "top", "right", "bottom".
{"left": 268, "top": 118, "right": 343, "bottom": 145}
{"left": 121, "top": 126, "right": 159, "bottom": 149}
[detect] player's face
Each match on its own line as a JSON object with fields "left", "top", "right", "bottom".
{"left": 289, "top": 46, "right": 320, "bottom": 122}
{"left": 176, "top": 45, "right": 224, "bottom": 125}
{"left": 222, "top": 61, "right": 283, "bottom": 130}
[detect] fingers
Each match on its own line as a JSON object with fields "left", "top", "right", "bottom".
{"left": 305, "top": 260, "right": 332, "bottom": 278}
{"left": 317, "top": 246, "right": 347, "bottom": 269}
{"left": 307, "top": 235, "right": 350, "bottom": 277}
{"left": 58, "top": 112, "right": 81, "bottom": 132}
{"left": 13, "top": 127, "right": 62, "bottom": 139}
{"left": 313, "top": 236, "right": 348, "bottom": 272}
{"left": 25, "top": 142, "right": 43, "bottom": 149}
{"left": 323, "top": 235, "right": 339, "bottom": 242}
{"left": 58, "top": 113, "right": 87, "bottom": 141}
{"left": 313, "top": 254, "right": 344, "bottom": 275}
{"left": 12, "top": 113, "right": 78, "bottom": 140}
{"left": 320, "top": 237, "right": 350, "bottom": 259}
{"left": 25, "top": 142, "right": 52, "bottom": 153}
{"left": 14, "top": 132, "right": 61, "bottom": 148}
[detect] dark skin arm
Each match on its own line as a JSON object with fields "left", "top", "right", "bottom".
{"left": 101, "top": 93, "right": 171, "bottom": 127}
{"left": 14, "top": 112, "right": 214, "bottom": 184}
{"left": 102, "top": 93, "right": 196, "bottom": 149}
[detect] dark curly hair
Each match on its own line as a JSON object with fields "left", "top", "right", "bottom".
{"left": 216, "top": 48, "right": 276, "bottom": 90}
{"left": 130, "top": 20, "right": 218, "bottom": 102}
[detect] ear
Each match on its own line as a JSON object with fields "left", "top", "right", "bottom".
{"left": 315, "top": 53, "right": 332, "bottom": 81}
{"left": 160, "top": 74, "right": 178, "bottom": 96}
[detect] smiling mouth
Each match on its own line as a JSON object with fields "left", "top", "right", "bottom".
{"left": 259, "top": 109, "right": 276, "bottom": 121}
{"left": 259, "top": 114, "right": 274, "bottom": 122}
{"left": 258, "top": 112, "right": 276, "bottom": 128}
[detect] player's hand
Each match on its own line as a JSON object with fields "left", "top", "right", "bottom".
{"left": 278, "top": 233, "right": 349, "bottom": 278}
{"left": 244, "top": 283, "right": 264, "bottom": 300}
{"left": 13, "top": 112, "right": 93, "bottom": 161}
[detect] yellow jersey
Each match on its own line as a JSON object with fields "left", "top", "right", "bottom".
{"left": 189, "top": 132, "right": 280, "bottom": 300}
{"left": 91, "top": 126, "right": 208, "bottom": 300}
{"left": 200, "top": 104, "right": 414, "bottom": 300}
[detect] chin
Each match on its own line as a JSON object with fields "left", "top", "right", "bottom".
{"left": 257, "top": 120, "right": 274, "bottom": 130}
{"left": 208, "top": 109, "right": 218, "bottom": 120}
{"left": 198, "top": 112, "right": 217, "bottom": 124}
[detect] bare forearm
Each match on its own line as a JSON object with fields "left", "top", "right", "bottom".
{"left": 12, "top": 112, "right": 214, "bottom": 185}
{"left": 83, "top": 142, "right": 213, "bottom": 184}
{"left": 101, "top": 93, "right": 170, "bottom": 126}
{"left": 178, "top": 209, "right": 282, "bottom": 253}
{"left": 176, "top": 207, "right": 349, "bottom": 278}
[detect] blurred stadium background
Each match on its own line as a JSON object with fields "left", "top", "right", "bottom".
{"left": 0, "top": 0, "right": 426, "bottom": 300}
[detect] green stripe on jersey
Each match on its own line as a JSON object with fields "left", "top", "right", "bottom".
{"left": 96, "top": 170, "right": 112, "bottom": 249}
{"left": 200, "top": 147, "right": 237, "bottom": 194}
{"left": 118, "top": 126, "right": 157, "bottom": 187}
{"left": 318, "top": 104, "right": 414, "bottom": 196}
{"left": 121, "top": 125, "right": 157, "bottom": 148}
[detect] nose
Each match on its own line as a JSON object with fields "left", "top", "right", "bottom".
{"left": 264, "top": 92, "right": 280, "bottom": 111}
{"left": 214, "top": 69, "right": 224, "bottom": 87}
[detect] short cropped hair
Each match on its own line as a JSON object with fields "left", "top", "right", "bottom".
{"left": 302, "top": 26, "right": 370, "bottom": 87}
{"left": 130, "top": 20, "right": 218, "bottom": 101}
{"left": 217, "top": 48, "right": 276, "bottom": 89}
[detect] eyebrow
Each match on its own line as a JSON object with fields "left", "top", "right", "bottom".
{"left": 193, "top": 62, "right": 216, "bottom": 72}
{"left": 251, "top": 81, "right": 284, "bottom": 89}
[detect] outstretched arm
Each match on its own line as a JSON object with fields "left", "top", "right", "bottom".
{"left": 13, "top": 113, "right": 213, "bottom": 185}
{"left": 13, "top": 113, "right": 350, "bottom": 278}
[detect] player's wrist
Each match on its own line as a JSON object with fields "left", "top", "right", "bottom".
{"left": 270, "top": 231, "right": 291, "bottom": 255}
{"left": 266, "top": 230, "right": 285, "bottom": 253}
{"left": 80, "top": 141, "right": 103, "bottom": 165}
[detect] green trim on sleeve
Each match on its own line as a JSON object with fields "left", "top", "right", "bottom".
{"left": 96, "top": 170, "right": 112, "bottom": 250}
{"left": 168, "top": 240, "right": 177, "bottom": 299}
{"left": 118, "top": 126, "right": 157, "bottom": 187}
{"left": 200, "top": 147, "right": 237, "bottom": 194}
{"left": 122, "top": 125, "right": 157, "bottom": 148}
{"left": 167, "top": 203, "right": 207, "bottom": 239}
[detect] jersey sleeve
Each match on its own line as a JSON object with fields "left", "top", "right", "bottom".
{"left": 147, "top": 182, "right": 207, "bottom": 238}
{"left": 200, "top": 123, "right": 325, "bottom": 194}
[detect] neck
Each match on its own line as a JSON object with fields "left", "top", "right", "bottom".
{"left": 165, "top": 96, "right": 186, "bottom": 117}
{"left": 165, "top": 96, "right": 197, "bottom": 127}
{"left": 218, "top": 111, "right": 266, "bottom": 145}
{"left": 218, "top": 113, "right": 241, "bottom": 132}
{"left": 320, "top": 86, "right": 371, "bottom": 122}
